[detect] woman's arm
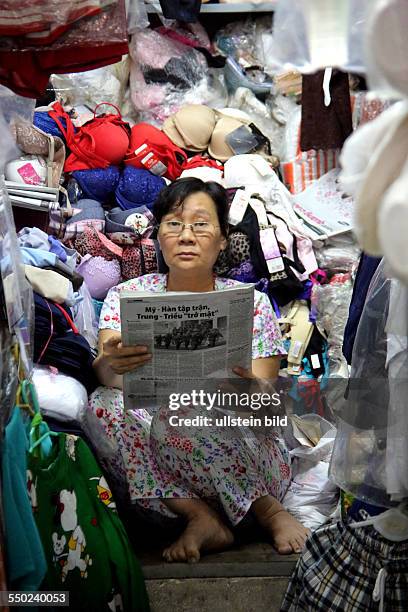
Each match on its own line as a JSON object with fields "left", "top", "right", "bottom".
{"left": 93, "top": 329, "right": 152, "bottom": 389}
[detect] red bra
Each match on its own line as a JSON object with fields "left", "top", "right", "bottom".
{"left": 49, "top": 102, "right": 131, "bottom": 172}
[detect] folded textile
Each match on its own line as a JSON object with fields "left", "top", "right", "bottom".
{"left": 33, "top": 292, "right": 97, "bottom": 393}
{"left": 25, "top": 265, "right": 74, "bottom": 305}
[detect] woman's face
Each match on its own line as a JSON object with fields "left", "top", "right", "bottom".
{"left": 158, "top": 191, "right": 227, "bottom": 276}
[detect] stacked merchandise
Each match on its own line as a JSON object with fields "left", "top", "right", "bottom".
{"left": 0, "top": 1, "right": 402, "bottom": 589}
{"left": 0, "top": 161, "right": 150, "bottom": 607}
{"left": 0, "top": 7, "right": 389, "bottom": 512}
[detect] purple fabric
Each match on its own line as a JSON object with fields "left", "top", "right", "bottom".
{"left": 72, "top": 167, "right": 121, "bottom": 203}
{"left": 225, "top": 260, "right": 259, "bottom": 283}
{"left": 48, "top": 236, "right": 67, "bottom": 262}
{"left": 115, "top": 166, "right": 166, "bottom": 211}
{"left": 297, "top": 280, "right": 313, "bottom": 301}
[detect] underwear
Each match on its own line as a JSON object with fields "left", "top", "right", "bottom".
{"left": 115, "top": 166, "right": 166, "bottom": 211}
{"left": 49, "top": 102, "right": 131, "bottom": 172}
{"left": 72, "top": 166, "right": 120, "bottom": 203}
{"left": 124, "top": 122, "right": 187, "bottom": 180}
{"left": 76, "top": 254, "right": 121, "bottom": 300}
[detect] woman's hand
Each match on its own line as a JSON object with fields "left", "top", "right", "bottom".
{"left": 101, "top": 335, "right": 152, "bottom": 375}
{"left": 232, "top": 366, "right": 254, "bottom": 379}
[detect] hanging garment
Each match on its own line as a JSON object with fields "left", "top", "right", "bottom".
{"left": 0, "top": 1, "right": 128, "bottom": 98}
{"left": 300, "top": 70, "right": 353, "bottom": 151}
{"left": 342, "top": 254, "right": 382, "bottom": 365}
{"left": 2, "top": 407, "right": 47, "bottom": 590}
{"left": 281, "top": 521, "right": 408, "bottom": 612}
{"left": 27, "top": 433, "right": 150, "bottom": 612}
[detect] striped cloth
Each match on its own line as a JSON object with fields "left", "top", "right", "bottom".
{"left": 281, "top": 520, "right": 408, "bottom": 611}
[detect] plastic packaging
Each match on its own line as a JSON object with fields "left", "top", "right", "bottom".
{"left": 364, "top": 0, "right": 408, "bottom": 99}
{"left": 72, "top": 283, "right": 99, "bottom": 351}
{"left": 312, "top": 274, "right": 353, "bottom": 376}
{"left": 328, "top": 260, "right": 398, "bottom": 507}
{"left": 156, "top": 19, "right": 212, "bottom": 53}
{"left": 280, "top": 106, "right": 340, "bottom": 194}
{"left": 0, "top": 85, "right": 36, "bottom": 125}
{"left": 32, "top": 365, "right": 88, "bottom": 422}
{"left": 229, "top": 87, "right": 284, "bottom": 157}
{"left": 282, "top": 416, "right": 339, "bottom": 530}
{"left": 125, "top": 0, "right": 149, "bottom": 34}
{"left": 129, "top": 28, "right": 213, "bottom": 123}
{"left": 315, "top": 234, "right": 361, "bottom": 273}
{"left": 0, "top": 178, "right": 33, "bottom": 376}
{"left": 267, "top": 0, "right": 369, "bottom": 74}
{"left": 215, "top": 18, "right": 273, "bottom": 98}
{"left": 50, "top": 57, "right": 131, "bottom": 110}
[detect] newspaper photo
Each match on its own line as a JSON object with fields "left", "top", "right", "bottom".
{"left": 120, "top": 284, "right": 254, "bottom": 411}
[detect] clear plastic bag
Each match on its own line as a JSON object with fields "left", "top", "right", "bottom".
{"left": 315, "top": 234, "right": 361, "bottom": 273}
{"left": 268, "top": 0, "right": 369, "bottom": 74}
{"left": 72, "top": 283, "right": 99, "bottom": 351}
{"left": 328, "top": 260, "right": 403, "bottom": 506}
{"left": 312, "top": 273, "right": 353, "bottom": 375}
{"left": 283, "top": 427, "right": 339, "bottom": 531}
{"left": 32, "top": 365, "right": 88, "bottom": 422}
{"left": 125, "top": 0, "right": 149, "bottom": 34}
{"left": 129, "top": 28, "right": 222, "bottom": 123}
{"left": 0, "top": 85, "right": 36, "bottom": 125}
{"left": 50, "top": 56, "right": 130, "bottom": 110}
{"left": 364, "top": 0, "right": 408, "bottom": 99}
{"left": 0, "top": 178, "right": 33, "bottom": 376}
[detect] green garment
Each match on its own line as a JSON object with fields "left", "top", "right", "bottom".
{"left": 2, "top": 407, "right": 47, "bottom": 590}
{"left": 28, "top": 434, "right": 149, "bottom": 612}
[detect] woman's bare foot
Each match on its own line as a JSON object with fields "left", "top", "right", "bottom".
{"left": 162, "top": 498, "right": 234, "bottom": 563}
{"left": 252, "top": 495, "right": 310, "bottom": 554}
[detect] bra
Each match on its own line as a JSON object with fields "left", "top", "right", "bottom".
{"left": 115, "top": 166, "right": 166, "bottom": 211}
{"left": 72, "top": 166, "right": 121, "bottom": 203}
{"left": 49, "top": 102, "right": 131, "bottom": 172}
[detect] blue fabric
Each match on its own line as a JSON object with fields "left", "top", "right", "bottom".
{"left": 92, "top": 298, "right": 104, "bottom": 320}
{"left": 33, "top": 111, "right": 67, "bottom": 140}
{"left": 115, "top": 166, "right": 166, "bottom": 211}
{"left": 48, "top": 236, "right": 67, "bottom": 262}
{"left": 20, "top": 247, "right": 58, "bottom": 268}
{"left": 342, "top": 254, "right": 382, "bottom": 365}
{"left": 72, "top": 167, "right": 120, "bottom": 203}
{"left": 66, "top": 198, "right": 105, "bottom": 225}
{"left": 2, "top": 408, "right": 47, "bottom": 590}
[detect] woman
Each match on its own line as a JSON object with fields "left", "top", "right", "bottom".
{"left": 89, "top": 178, "right": 309, "bottom": 562}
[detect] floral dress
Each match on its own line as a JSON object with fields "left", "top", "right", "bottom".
{"left": 85, "top": 273, "right": 291, "bottom": 525}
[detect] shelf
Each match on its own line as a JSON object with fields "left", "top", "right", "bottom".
{"left": 146, "top": 2, "right": 276, "bottom": 14}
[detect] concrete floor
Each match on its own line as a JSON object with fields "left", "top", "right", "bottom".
{"left": 139, "top": 541, "right": 297, "bottom": 612}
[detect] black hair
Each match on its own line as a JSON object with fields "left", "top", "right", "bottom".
{"left": 153, "top": 178, "right": 229, "bottom": 237}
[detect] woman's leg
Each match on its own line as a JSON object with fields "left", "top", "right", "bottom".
{"left": 251, "top": 495, "right": 310, "bottom": 554}
{"left": 161, "top": 498, "right": 234, "bottom": 563}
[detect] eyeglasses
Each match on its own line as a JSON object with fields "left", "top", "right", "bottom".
{"left": 159, "top": 221, "right": 219, "bottom": 236}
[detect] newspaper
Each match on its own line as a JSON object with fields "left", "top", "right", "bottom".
{"left": 292, "top": 169, "right": 355, "bottom": 240}
{"left": 120, "top": 284, "right": 254, "bottom": 411}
